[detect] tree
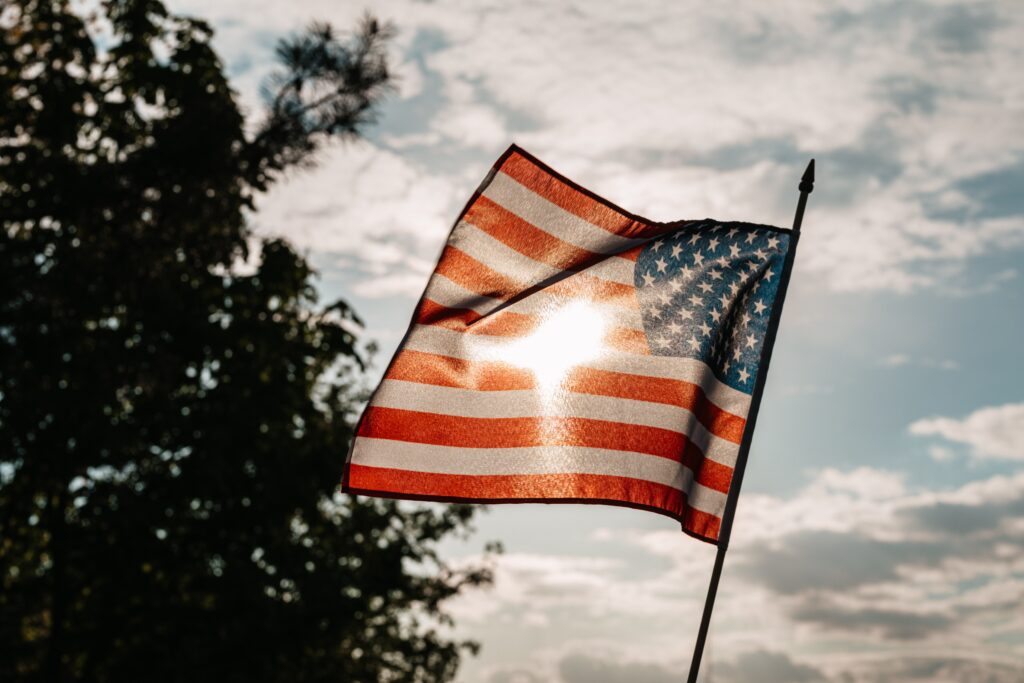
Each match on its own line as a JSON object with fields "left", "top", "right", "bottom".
{"left": 0, "top": 2, "right": 493, "bottom": 681}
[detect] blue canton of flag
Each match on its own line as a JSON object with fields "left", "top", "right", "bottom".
{"left": 634, "top": 220, "right": 791, "bottom": 394}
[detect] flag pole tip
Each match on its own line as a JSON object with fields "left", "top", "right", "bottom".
{"left": 800, "top": 159, "right": 815, "bottom": 194}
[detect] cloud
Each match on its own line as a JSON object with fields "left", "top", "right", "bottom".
{"left": 411, "top": 0, "right": 1024, "bottom": 293}
{"left": 790, "top": 600, "right": 954, "bottom": 641}
{"left": 909, "top": 403, "right": 1024, "bottom": 461}
{"left": 168, "top": 0, "right": 1024, "bottom": 297}
{"left": 447, "top": 550, "right": 708, "bottom": 628}
{"left": 488, "top": 670, "right": 549, "bottom": 683}
{"left": 726, "top": 465, "right": 1024, "bottom": 640}
{"left": 840, "top": 656, "right": 1024, "bottom": 683}
{"left": 558, "top": 654, "right": 678, "bottom": 683}
{"left": 926, "top": 445, "right": 957, "bottom": 462}
{"left": 928, "top": 5, "right": 999, "bottom": 55}
{"left": 513, "top": 649, "right": 1024, "bottom": 683}
{"left": 879, "top": 354, "right": 958, "bottom": 370}
{"left": 251, "top": 141, "right": 460, "bottom": 298}
{"left": 557, "top": 650, "right": 827, "bottom": 683}
{"left": 430, "top": 77, "right": 509, "bottom": 149}
{"left": 448, "top": 466, "right": 1024, "bottom": 681}
{"left": 714, "top": 650, "right": 828, "bottom": 683}
{"left": 734, "top": 530, "right": 944, "bottom": 595}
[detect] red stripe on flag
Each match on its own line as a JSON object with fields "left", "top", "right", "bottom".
{"left": 346, "top": 464, "right": 722, "bottom": 540}
{"left": 465, "top": 196, "right": 608, "bottom": 271}
{"left": 388, "top": 350, "right": 536, "bottom": 391}
{"left": 385, "top": 350, "right": 745, "bottom": 445}
{"left": 543, "top": 272, "right": 639, "bottom": 306}
{"left": 434, "top": 245, "right": 521, "bottom": 301}
{"left": 617, "top": 245, "right": 643, "bottom": 261}
{"left": 563, "top": 367, "right": 745, "bottom": 444}
{"left": 415, "top": 299, "right": 533, "bottom": 336}
{"left": 500, "top": 153, "right": 678, "bottom": 240}
{"left": 357, "top": 407, "right": 733, "bottom": 494}
{"left": 416, "top": 298, "right": 482, "bottom": 326}
{"left": 605, "top": 327, "right": 650, "bottom": 355}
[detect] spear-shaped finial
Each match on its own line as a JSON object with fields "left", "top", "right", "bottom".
{"left": 799, "top": 159, "right": 815, "bottom": 194}
{"left": 792, "top": 158, "right": 815, "bottom": 233}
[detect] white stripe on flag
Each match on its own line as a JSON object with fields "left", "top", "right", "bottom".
{"left": 422, "top": 273, "right": 645, "bottom": 331}
{"left": 460, "top": 212, "right": 638, "bottom": 287}
{"left": 578, "top": 255, "right": 635, "bottom": 286}
{"left": 483, "top": 171, "right": 646, "bottom": 254}
{"left": 371, "top": 379, "right": 741, "bottom": 467}
{"left": 402, "top": 324, "right": 752, "bottom": 417}
{"left": 422, "top": 273, "right": 501, "bottom": 316}
{"left": 350, "top": 437, "right": 727, "bottom": 516}
{"left": 450, "top": 221, "right": 560, "bottom": 289}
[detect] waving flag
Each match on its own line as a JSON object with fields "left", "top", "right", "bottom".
{"left": 343, "top": 145, "right": 798, "bottom": 543}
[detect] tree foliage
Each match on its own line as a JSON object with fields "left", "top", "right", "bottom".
{"left": 0, "top": 2, "right": 492, "bottom": 681}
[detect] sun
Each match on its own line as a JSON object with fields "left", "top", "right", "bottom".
{"left": 478, "top": 300, "right": 610, "bottom": 398}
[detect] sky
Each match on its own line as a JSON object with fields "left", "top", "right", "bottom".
{"left": 165, "top": 1, "right": 1024, "bottom": 681}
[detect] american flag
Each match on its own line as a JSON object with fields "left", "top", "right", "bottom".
{"left": 343, "top": 145, "right": 797, "bottom": 543}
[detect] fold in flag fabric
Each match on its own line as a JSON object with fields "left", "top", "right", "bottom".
{"left": 343, "top": 145, "right": 799, "bottom": 544}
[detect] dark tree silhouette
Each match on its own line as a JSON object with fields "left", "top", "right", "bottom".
{"left": 0, "top": 2, "right": 493, "bottom": 682}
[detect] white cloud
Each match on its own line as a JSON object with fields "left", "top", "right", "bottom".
{"left": 837, "top": 656, "right": 1024, "bottom": 683}
{"left": 166, "top": 0, "right": 1024, "bottom": 296}
{"left": 250, "top": 141, "right": 460, "bottom": 297}
{"left": 880, "top": 354, "right": 958, "bottom": 370}
{"left": 430, "top": 76, "right": 509, "bottom": 149}
{"left": 433, "top": 101, "right": 507, "bottom": 149}
{"left": 909, "top": 402, "right": 1024, "bottom": 461}
{"left": 447, "top": 550, "right": 710, "bottom": 628}
{"left": 451, "top": 466, "right": 1024, "bottom": 681}
{"left": 928, "top": 445, "right": 957, "bottom": 462}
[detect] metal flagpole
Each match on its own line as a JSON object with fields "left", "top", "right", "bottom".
{"left": 792, "top": 159, "right": 815, "bottom": 233}
{"left": 685, "top": 159, "right": 815, "bottom": 683}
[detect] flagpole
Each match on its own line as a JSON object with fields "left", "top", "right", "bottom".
{"left": 685, "top": 159, "right": 815, "bottom": 683}
{"left": 791, "top": 159, "right": 815, "bottom": 234}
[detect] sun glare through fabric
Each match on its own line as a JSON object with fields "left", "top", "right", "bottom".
{"left": 481, "top": 300, "right": 609, "bottom": 399}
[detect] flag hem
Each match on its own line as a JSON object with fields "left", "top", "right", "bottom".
{"left": 503, "top": 143, "right": 795, "bottom": 237}
{"left": 342, "top": 483, "right": 721, "bottom": 546}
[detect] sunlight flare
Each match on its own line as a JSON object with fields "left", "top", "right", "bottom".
{"left": 480, "top": 300, "right": 609, "bottom": 398}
